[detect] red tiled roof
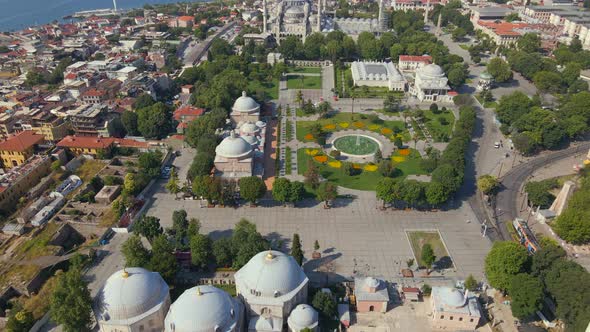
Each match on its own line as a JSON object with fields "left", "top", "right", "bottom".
{"left": 82, "top": 88, "right": 106, "bottom": 97}
{"left": 477, "top": 20, "right": 529, "bottom": 36}
{"left": 178, "top": 16, "right": 195, "bottom": 22}
{"left": 174, "top": 106, "right": 205, "bottom": 121}
{"left": 399, "top": 55, "right": 432, "bottom": 63}
{"left": 0, "top": 130, "right": 44, "bottom": 152}
{"left": 402, "top": 287, "right": 421, "bottom": 293}
{"left": 57, "top": 135, "right": 149, "bottom": 149}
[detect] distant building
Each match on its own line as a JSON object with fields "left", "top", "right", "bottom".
{"left": 68, "top": 104, "right": 109, "bottom": 136}
{"left": 169, "top": 15, "right": 195, "bottom": 28}
{"left": 354, "top": 277, "right": 389, "bottom": 313}
{"left": 409, "top": 64, "right": 453, "bottom": 102}
{"left": 174, "top": 105, "right": 205, "bottom": 134}
{"left": 57, "top": 135, "right": 150, "bottom": 157}
{"left": 230, "top": 91, "right": 261, "bottom": 124}
{"left": 0, "top": 155, "right": 51, "bottom": 213}
{"left": 267, "top": 52, "right": 284, "bottom": 65}
{"left": 350, "top": 61, "right": 406, "bottom": 91}
{"left": 0, "top": 130, "right": 45, "bottom": 169}
{"left": 398, "top": 55, "right": 432, "bottom": 72}
{"left": 477, "top": 72, "right": 493, "bottom": 91}
{"left": 431, "top": 287, "right": 481, "bottom": 330}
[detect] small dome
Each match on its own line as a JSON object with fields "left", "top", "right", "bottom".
{"left": 441, "top": 288, "right": 466, "bottom": 308}
{"left": 232, "top": 91, "right": 260, "bottom": 113}
{"left": 215, "top": 133, "right": 252, "bottom": 159}
{"left": 164, "top": 286, "right": 240, "bottom": 332}
{"left": 100, "top": 268, "right": 169, "bottom": 321}
{"left": 256, "top": 121, "right": 266, "bottom": 128}
{"left": 240, "top": 122, "right": 260, "bottom": 134}
{"left": 288, "top": 304, "right": 319, "bottom": 331}
{"left": 420, "top": 64, "right": 445, "bottom": 77}
{"left": 365, "top": 277, "right": 380, "bottom": 289}
{"left": 235, "top": 250, "right": 308, "bottom": 298}
{"left": 285, "top": 6, "right": 305, "bottom": 15}
{"left": 242, "top": 135, "right": 259, "bottom": 146}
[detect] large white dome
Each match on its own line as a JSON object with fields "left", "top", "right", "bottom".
{"left": 164, "top": 286, "right": 241, "bottom": 332}
{"left": 419, "top": 64, "right": 445, "bottom": 78}
{"left": 215, "top": 132, "right": 252, "bottom": 159}
{"left": 235, "top": 250, "right": 308, "bottom": 298}
{"left": 439, "top": 287, "right": 466, "bottom": 308}
{"left": 288, "top": 304, "right": 319, "bottom": 331}
{"left": 240, "top": 122, "right": 260, "bottom": 135}
{"left": 100, "top": 267, "right": 169, "bottom": 321}
{"left": 232, "top": 91, "right": 260, "bottom": 113}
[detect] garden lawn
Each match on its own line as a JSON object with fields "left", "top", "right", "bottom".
{"left": 248, "top": 79, "right": 278, "bottom": 100}
{"left": 75, "top": 160, "right": 106, "bottom": 182}
{"left": 335, "top": 66, "right": 404, "bottom": 98}
{"left": 287, "top": 66, "right": 322, "bottom": 74}
{"left": 287, "top": 75, "right": 322, "bottom": 89}
{"left": 475, "top": 95, "right": 498, "bottom": 109}
{"left": 297, "top": 148, "right": 426, "bottom": 191}
{"left": 407, "top": 231, "right": 453, "bottom": 269}
{"left": 422, "top": 109, "right": 455, "bottom": 141}
{"left": 296, "top": 113, "right": 409, "bottom": 143}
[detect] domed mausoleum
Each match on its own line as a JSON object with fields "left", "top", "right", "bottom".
{"left": 354, "top": 276, "right": 389, "bottom": 313}
{"left": 431, "top": 286, "right": 481, "bottom": 330}
{"left": 235, "top": 250, "right": 309, "bottom": 331}
{"left": 231, "top": 91, "right": 260, "bottom": 124}
{"left": 214, "top": 131, "right": 255, "bottom": 179}
{"left": 287, "top": 304, "right": 319, "bottom": 332}
{"left": 164, "top": 285, "right": 244, "bottom": 332}
{"left": 97, "top": 268, "right": 170, "bottom": 332}
{"left": 410, "top": 63, "right": 453, "bottom": 102}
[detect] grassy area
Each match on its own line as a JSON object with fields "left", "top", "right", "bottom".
{"left": 475, "top": 95, "right": 498, "bottom": 109}
{"left": 75, "top": 160, "right": 106, "bottom": 182}
{"left": 421, "top": 109, "right": 455, "bottom": 142}
{"left": 287, "top": 74, "right": 322, "bottom": 89}
{"left": 0, "top": 264, "right": 41, "bottom": 291}
{"left": 287, "top": 66, "right": 322, "bottom": 74}
{"left": 459, "top": 44, "right": 470, "bottom": 50}
{"left": 407, "top": 231, "right": 453, "bottom": 269}
{"left": 214, "top": 283, "right": 237, "bottom": 296}
{"left": 285, "top": 147, "right": 292, "bottom": 174}
{"left": 100, "top": 207, "right": 120, "bottom": 227}
{"left": 248, "top": 79, "right": 279, "bottom": 100}
{"left": 297, "top": 148, "right": 426, "bottom": 191}
{"left": 14, "top": 223, "right": 61, "bottom": 260}
{"left": 296, "top": 113, "right": 410, "bottom": 143}
{"left": 335, "top": 66, "right": 404, "bottom": 98}
{"left": 22, "top": 272, "right": 60, "bottom": 319}
{"left": 286, "top": 119, "right": 293, "bottom": 141}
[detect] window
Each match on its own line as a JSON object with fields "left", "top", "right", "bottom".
{"left": 450, "top": 316, "right": 454, "bottom": 321}
{"left": 139, "top": 326, "right": 145, "bottom": 331}
{"left": 459, "top": 317, "right": 463, "bottom": 321}
{"left": 470, "top": 318, "right": 474, "bottom": 322}
{"left": 440, "top": 315, "right": 444, "bottom": 319}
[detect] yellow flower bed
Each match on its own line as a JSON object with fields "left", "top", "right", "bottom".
{"left": 392, "top": 156, "right": 405, "bottom": 162}
{"left": 339, "top": 122, "right": 349, "bottom": 128}
{"left": 368, "top": 124, "right": 381, "bottom": 131}
{"left": 304, "top": 133, "right": 314, "bottom": 141}
{"left": 398, "top": 149, "right": 410, "bottom": 156}
{"left": 353, "top": 121, "right": 365, "bottom": 128}
{"left": 306, "top": 149, "right": 319, "bottom": 156}
{"left": 364, "top": 164, "right": 378, "bottom": 172}
{"left": 323, "top": 124, "right": 336, "bottom": 130}
{"left": 352, "top": 163, "right": 362, "bottom": 170}
{"left": 314, "top": 155, "right": 328, "bottom": 163}
{"left": 328, "top": 160, "right": 342, "bottom": 168}
{"left": 380, "top": 128, "right": 393, "bottom": 135}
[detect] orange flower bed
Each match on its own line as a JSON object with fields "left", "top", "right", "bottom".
{"left": 314, "top": 155, "right": 328, "bottom": 163}
{"left": 380, "top": 128, "right": 393, "bottom": 135}
{"left": 353, "top": 121, "right": 365, "bottom": 128}
{"left": 399, "top": 149, "right": 410, "bottom": 156}
{"left": 352, "top": 163, "right": 362, "bottom": 169}
{"left": 304, "top": 133, "right": 314, "bottom": 140}
{"left": 323, "top": 124, "right": 336, "bottom": 130}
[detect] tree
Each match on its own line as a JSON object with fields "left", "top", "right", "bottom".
{"left": 487, "top": 58, "right": 512, "bottom": 83}
{"left": 406, "top": 258, "right": 414, "bottom": 268}
{"left": 239, "top": 176, "right": 267, "bottom": 204}
{"left": 188, "top": 218, "right": 201, "bottom": 238}
{"left": 484, "top": 241, "right": 529, "bottom": 291}
{"left": 429, "top": 103, "right": 439, "bottom": 114}
{"left": 509, "top": 273, "right": 544, "bottom": 319}
{"left": 477, "top": 175, "right": 499, "bottom": 195}
{"left": 134, "top": 216, "right": 163, "bottom": 242}
{"left": 133, "top": 93, "right": 156, "bottom": 110}
{"left": 123, "top": 173, "right": 138, "bottom": 196}
{"left": 452, "top": 27, "right": 467, "bottom": 41}
{"left": 317, "top": 182, "right": 337, "bottom": 208}
{"left": 421, "top": 243, "right": 436, "bottom": 273}
{"left": 136, "top": 102, "right": 172, "bottom": 139}
{"left": 447, "top": 66, "right": 467, "bottom": 88}
{"left": 518, "top": 33, "right": 541, "bottom": 53}
{"left": 314, "top": 240, "right": 320, "bottom": 251}
{"left": 188, "top": 153, "right": 214, "bottom": 179}
{"left": 289, "top": 181, "right": 306, "bottom": 204}
{"left": 121, "top": 111, "right": 139, "bottom": 136}
{"left": 291, "top": 233, "right": 304, "bottom": 266}
{"left": 122, "top": 234, "right": 151, "bottom": 267}
{"left": 50, "top": 267, "right": 92, "bottom": 332}
{"left": 190, "top": 233, "right": 212, "bottom": 270}
{"left": 312, "top": 291, "right": 337, "bottom": 318}
{"left": 378, "top": 159, "right": 397, "bottom": 178}
{"left": 192, "top": 175, "right": 221, "bottom": 204}
{"left": 553, "top": 175, "right": 590, "bottom": 244}
{"left": 376, "top": 178, "right": 398, "bottom": 207}
{"left": 138, "top": 150, "right": 163, "bottom": 178}
{"left": 426, "top": 181, "right": 448, "bottom": 206}
{"left": 107, "top": 117, "right": 126, "bottom": 138}
{"left": 401, "top": 180, "right": 424, "bottom": 207}
{"left": 505, "top": 12, "right": 520, "bottom": 22}
{"left": 524, "top": 179, "right": 557, "bottom": 208}
{"left": 533, "top": 71, "right": 563, "bottom": 93}
{"left": 212, "top": 237, "right": 233, "bottom": 267}
{"left": 272, "top": 178, "right": 292, "bottom": 205}
{"left": 231, "top": 219, "right": 269, "bottom": 269}
{"left": 304, "top": 160, "right": 320, "bottom": 189}
{"left": 6, "top": 304, "right": 35, "bottom": 332}
{"left": 464, "top": 274, "right": 478, "bottom": 291}
{"left": 166, "top": 168, "right": 181, "bottom": 198}
{"left": 171, "top": 210, "right": 189, "bottom": 249}
{"left": 149, "top": 235, "right": 178, "bottom": 283}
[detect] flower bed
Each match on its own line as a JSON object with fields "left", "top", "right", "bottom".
{"left": 339, "top": 122, "right": 349, "bottom": 128}
{"left": 392, "top": 156, "right": 406, "bottom": 162}
{"left": 364, "top": 164, "right": 378, "bottom": 172}
{"left": 323, "top": 124, "right": 336, "bottom": 130}
{"left": 304, "top": 133, "right": 314, "bottom": 141}
{"left": 399, "top": 149, "right": 410, "bottom": 156}
{"left": 328, "top": 160, "right": 342, "bottom": 168}
{"left": 314, "top": 155, "right": 328, "bottom": 163}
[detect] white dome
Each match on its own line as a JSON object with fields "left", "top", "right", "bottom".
{"left": 240, "top": 122, "right": 260, "bottom": 134}
{"left": 288, "top": 304, "right": 319, "bottom": 331}
{"left": 164, "top": 286, "right": 240, "bottom": 332}
{"left": 420, "top": 64, "right": 445, "bottom": 78}
{"left": 235, "top": 250, "right": 308, "bottom": 298}
{"left": 215, "top": 133, "right": 252, "bottom": 159}
{"left": 242, "top": 135, "right": 259, "bottom": 146}
{"left": 285, "top": 6, "right": 305, "bottom": 15}
{"left": 440, "top": 288, "right": 466, "bottom": 308}
{"left": 365, "top": 277, "right": 380, "bottom": 289}
{"left": 100, "top": 268, "right": 169, "bottom": 321}
{"left": 255, "top": 121, "right": 266, "bottom": 128}
{"left": 232, "top": 91, "right": 260, "bottom": 113}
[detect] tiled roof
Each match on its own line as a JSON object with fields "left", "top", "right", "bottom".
{"left": 399, "top": 55, "right": 432, "bottom": 63}
{"left": 178, "top": 16, "right": 195, "bottom": 21}
{"left": 174, "top": 106, "right": 205, "bottom": 120}
{"left": 0, "top": 131, "right": 44, "bottom": 152}
{"left": 57, "top": 135, "right": 149, "bottom": 149}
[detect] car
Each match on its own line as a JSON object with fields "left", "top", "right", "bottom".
{"left": 494, "top": 142, "right": 500, "bottom": 148}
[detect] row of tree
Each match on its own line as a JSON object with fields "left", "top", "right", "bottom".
{"left": 484, "top": 240, "right": 590, "bottom": 330}
{"left": 552, "top": 171, "right": 590, "bottom": 244}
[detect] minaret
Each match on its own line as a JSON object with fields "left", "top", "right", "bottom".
{"left": 263, "top": 0, "right": 268, "bottom": 33}
{"left": 424, "top": 0, "right": 430, "bottom": 24}
{"left": 317, "top": 0, "right": 322, "bottom": 32}
{"left": 113, "top": 0, "right": 118, "bottom": 11}
{"left": 378, "top": 0, "right": 385, "bottom": 30}
{"left": 436, "top": 12, "right": 442, "bottom": 36}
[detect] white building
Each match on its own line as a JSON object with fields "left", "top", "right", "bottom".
{"left": 214, "top": 132, "right": 256, "bottom": 179}
{"left": 97, "top": 268, "right": 171, "bottom": 332}
{"left": 398, "top": 55, "right": 432, "bottom": 72}
{"left": 287, "top": 304, "right": 319, "bottom": 332}
{"left": 164, "top": 285, "right": 244, "bottom": 332}
{"left": 431, "top": 287, "right": 481, "bottom": 330}
{"left": 410, "top": 64, "right": 454, "bottom": 102}
{"left": 350, "top": 61, "right": 406, "bottom": 91}
{"left": 234, "top": 250, "right": 309, "bottom": 332}
{"left": 230, "top": 91, "right": 261, "bottom": 124}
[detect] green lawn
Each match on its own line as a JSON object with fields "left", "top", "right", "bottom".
{"left": 287, "top": 66, "right": 322, "bottom": 74}
{"left": 459, "top": 44, "right": 470, "bottom": 50}
{"left": 285, "top": 147, "right": 292, "bottom": 174}
{"left": 407, "top": 231, "right": 453, "bottom": 269}
{"left": 287, "top": 75, "right": 322, "bottom": 89}
{"left": 297, "top": 148, "right": 426, "bottom": 191}
{"left": 296, "top": 113, "right": 410, "bottom": 143}
{"left": 286, "top": 120, "right": 293, "bottom": 141}
{"left": 335, "top": 66, "right": 403, "bottom": 98}
{"left": 248, "top": 79, "right": 278, "bottom": 100}
{"left": 421, "top": 109, "right": 455, "bottom": 142}
{"left": 475, "top": 95, "right": 498, "bottom": 109}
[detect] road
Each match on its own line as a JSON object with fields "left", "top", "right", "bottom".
{"left": 181, "top": 21, "right": 237, "bottom": 66}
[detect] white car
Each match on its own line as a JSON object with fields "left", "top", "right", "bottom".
{"left": 494, "top": 142, "right": 500, "bottom": 148}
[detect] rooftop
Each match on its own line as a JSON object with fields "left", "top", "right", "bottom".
{"left": 0, "top": 130, "right": 44, "bottom": 152}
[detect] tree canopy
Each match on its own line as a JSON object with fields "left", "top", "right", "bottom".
{"left": 484, "top": 241, "right": 529, "bottom": 291}
{"left": 50, "top": 266, "right": 93, "bottom": 332}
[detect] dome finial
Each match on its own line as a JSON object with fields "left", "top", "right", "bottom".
{"left": 122, "top": 268, "right": 129, "bottom": 278}
{"left": 265, "top": 250, "right": 274, "bottom": 260}
{"left": 196, "top": 287, "right": 202, "bottom": 296}
{"left": 242, "top": 91, "right": 247, "bottom": 97}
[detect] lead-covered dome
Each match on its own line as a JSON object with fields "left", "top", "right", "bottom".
{"left": 235, "top": 250, "right": 308, "bottom": 298}
{"left": 288, "top": 304, "right": 319, "bottom": 331}
{"left": 164, "top": 286, "right": 241, "bottom": 332}
{"left": 439, "top": 288, "right": 466, "bottom": 308}
{"left": 232, "top": 91, "right": 260, "bottom": 114}
{"left": 100, "top": 267, "right": 169, "bottom": 321}
{"left": 215, "top": 132, "right": 252, "bottom": 159}
{"left": 420, "top": 64, "right": 445, "bottom": 78}
{"left": 240, "top": 122, "right": 260, "bottom": 135}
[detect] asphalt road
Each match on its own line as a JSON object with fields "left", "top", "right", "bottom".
{"left": 495, "top": 142, "right": 590, "bottom": 237}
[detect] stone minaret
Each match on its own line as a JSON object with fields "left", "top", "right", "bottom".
{"left": 424, "top": 0, "right": 430, "bottom": 24}
{"left": 317, "top": 0, "right": 322, "bottom": 32}
{"left": 263, "top": 0, "right": 268, "bottom": 33}
{"left": 436, "top": 12, "right": 442, "bottom": 36}
{"left": 378, "top": 0, "right": 384, "bottom": 30}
